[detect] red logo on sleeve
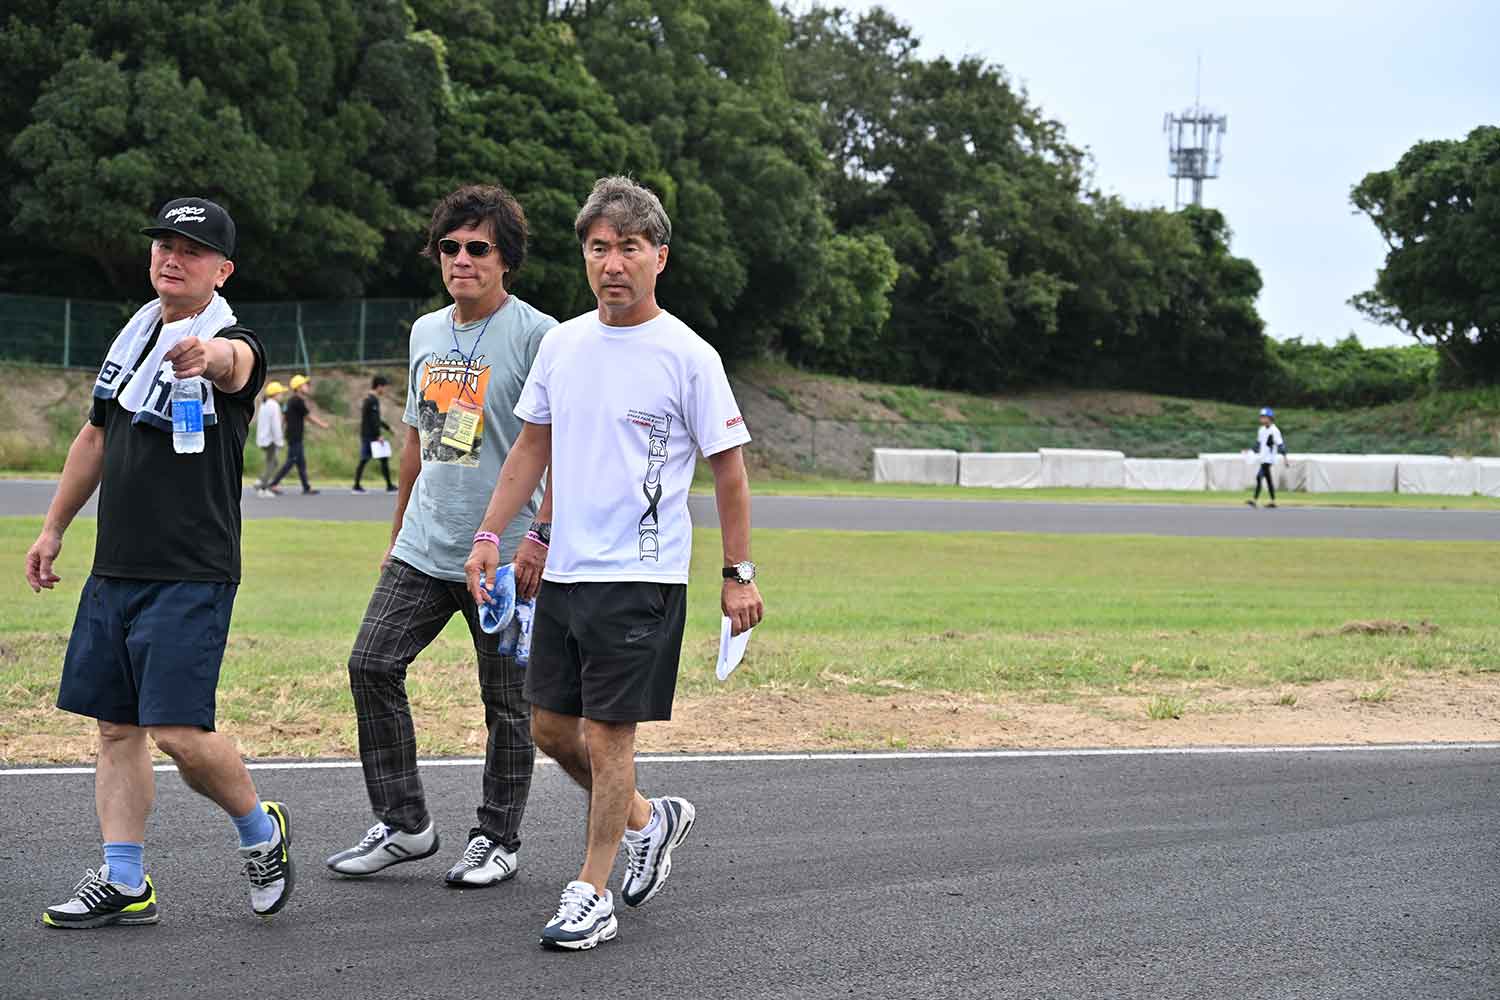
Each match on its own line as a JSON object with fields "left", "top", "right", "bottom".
{"left": 726, "top": 415, "right": 744, "bottom": 428}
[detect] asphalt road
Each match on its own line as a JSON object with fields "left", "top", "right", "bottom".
{"left": 4, "top": 480, "right": 1500, "bottom": 541}
{"left": 0, "top": 747, "right": 1495, "bottom": 999}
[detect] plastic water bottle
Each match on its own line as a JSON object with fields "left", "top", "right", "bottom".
{"left": 514, "top": 599, "right": 535, "bottom": 667}
{"left": 171, "top": 377, "right": 205, "bottom": 454}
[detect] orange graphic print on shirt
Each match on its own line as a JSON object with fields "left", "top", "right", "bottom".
{"left": 416, "top": 352, "right": 491, "bottom": 467}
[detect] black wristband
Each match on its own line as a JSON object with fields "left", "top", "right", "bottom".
{"left": 528, "top": 520, "right": 551, "bottom": 546}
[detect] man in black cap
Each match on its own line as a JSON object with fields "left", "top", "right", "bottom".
{"left": 24, "top": 196, "right": 296, "bottom": 929}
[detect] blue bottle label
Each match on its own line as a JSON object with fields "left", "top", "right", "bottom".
{"left": 173, "top": 398, "right": 204, "bottom": 434}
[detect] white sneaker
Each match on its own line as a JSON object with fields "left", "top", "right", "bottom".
{"left": 620, "top": 796, "right": 696, "bottom": 907}
{"left": 539, "top": 881, "right": 618, "bottom": 951}
{"left": 325, "top": 818, "right": 439, "bottom": 876}
{"left": 255, "top": 488, "right": 271, "bottom": 499}
{"left": 239, "top": 801, "right": 295, "bottom": 916}
{"left": 444, "top": 834, "right": 518, "bottom": 888}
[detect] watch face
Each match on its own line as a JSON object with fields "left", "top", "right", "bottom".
{"left": 736, "top": 561, "right": 756, "bottom": 582}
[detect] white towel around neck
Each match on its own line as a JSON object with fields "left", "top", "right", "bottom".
{"left": 93, "top": 293, "right": 237, "bottom": 430}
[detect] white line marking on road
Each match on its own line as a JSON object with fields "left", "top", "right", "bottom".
{"left": 3, "top": 741, "right": 1498, "bottom": 776}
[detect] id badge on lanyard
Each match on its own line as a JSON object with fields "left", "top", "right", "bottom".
{"left": 441, "top": 396, "right": 483, "bottom": 452}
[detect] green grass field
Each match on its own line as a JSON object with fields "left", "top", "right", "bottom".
{"left": 3, "top": 516, "right": 1496, "bottom": 761}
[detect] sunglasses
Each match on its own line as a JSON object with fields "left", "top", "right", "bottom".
{"left": 438, "top": 238, "right": 497, "bottom": 258}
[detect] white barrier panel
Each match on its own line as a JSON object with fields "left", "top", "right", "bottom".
{"left": 1476, "top": 458, "right": 1500, "bottom": 498}
{"left": 872, "top": 448, "right": 958, "bottom": 485}
{"left": 1303, "top": 454, "right": 1399, "bottom": 493}
{"left": 1199, "top": 453, "right": 1255, "bottom": 491}
{"left": 958, "top": 452, "right": 1041, "bottom": 488}
{"left": 1123, "top": 458, "right": 1206, "bottom": 491}
{"left": 1397, "top": 456, "right": 1480, "bottom": 496}
{"left": 1038, "top": 448, "right": 1126, "bottom": 488}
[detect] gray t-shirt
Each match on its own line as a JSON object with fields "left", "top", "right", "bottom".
{"left": 390, "top": 295, "right": 555, "bottom": 582}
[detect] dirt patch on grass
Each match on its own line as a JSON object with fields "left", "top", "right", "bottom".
{"left": 6, "top": 673, "right": 1499, "bottom": 764}
{"left": 1328, "top": 619, "right": 1439, "bottom": 637}
{"left": 642, "top": 673, "right": 1500, "bottom": 752}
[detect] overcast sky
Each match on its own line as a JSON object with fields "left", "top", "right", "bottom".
{"left": 844, "top": 0, "right": 1499, "bottom": 346}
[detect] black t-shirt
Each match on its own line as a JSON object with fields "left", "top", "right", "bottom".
{"left": 360, "top": 393, "right": 391, "bottom": 443}
{"left": 90, "top": 325, "right": 267, "bottom": 583}
{"left": 284, "top": 394, "right": 308, "bottom": 443}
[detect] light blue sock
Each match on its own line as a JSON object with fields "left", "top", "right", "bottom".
{"left": 103, "top": 842, "right": 145, "bottom": 889}
{"left": 231, "top": 801, "right": 275, "bottom": 847}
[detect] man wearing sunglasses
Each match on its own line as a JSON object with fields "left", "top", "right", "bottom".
{"left": 327, "top": 185, "right": 555, "bottom": 889}
{"left": 465, "top": 176, "right": 765, "bottom": 951}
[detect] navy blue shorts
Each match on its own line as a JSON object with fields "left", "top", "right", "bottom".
{"left": 58, "top": 575, "right": 238, "bottom": 730}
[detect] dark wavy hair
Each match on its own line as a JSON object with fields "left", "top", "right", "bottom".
{"left": 422, "top": 184, "right": 529, "bottom": 285}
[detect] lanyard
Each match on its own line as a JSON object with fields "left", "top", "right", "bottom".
{"left": 449, "top": 304, "right": 497, "bottom": 404}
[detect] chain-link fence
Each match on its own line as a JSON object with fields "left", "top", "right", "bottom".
{"left": 0, "top": 293, "right": 427, "bottom": 370}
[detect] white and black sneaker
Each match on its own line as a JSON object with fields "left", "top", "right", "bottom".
{"left": 42, "top": 866, "right": 159, "bottom": 929}
{"left": 620, "top": 796, "right": 696, "bottom": 908}
{"left": 241, "top": 801, "right": 295, "bottom": 917}
{"left": 326, "top": 817, "right": 439, "bottom": 876}
{"left": 539, "top": 881, "right": 618, "bottom": 952}
{"left": 444, "top": 834, "right": 518, "bottom": 888}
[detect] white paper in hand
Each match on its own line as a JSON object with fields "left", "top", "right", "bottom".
{"left": 716, "top": 615, "right": 753, "bottom": 681}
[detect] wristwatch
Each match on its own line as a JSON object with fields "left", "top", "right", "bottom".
{"left": 528, "top": 520, "right": 551, "bottom": 545}
{"left": 722, "top": 560, "right": 757, "bottom": 585}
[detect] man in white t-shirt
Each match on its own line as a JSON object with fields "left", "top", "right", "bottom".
{"left": 1247, "top": 406, "right": 1286, "bottom": 508}
{"left": 466, "top": 176, "right": 764, "bottom": 952}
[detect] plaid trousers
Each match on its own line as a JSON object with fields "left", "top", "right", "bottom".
{"left": 347, "top": 557, "right": 534, "bottom": 852}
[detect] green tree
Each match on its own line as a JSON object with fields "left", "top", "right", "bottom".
{"left": 561, "top": 0, "right": 895, "bottom": 360}
{"left": 4, "top": 0, "right": 445, "bottom": 299}
{"left": 1351, "top": 125, "right": 1500, "bottom": 383}
{"left": 786, "top": 6, "right": 1093, "bottom": 388}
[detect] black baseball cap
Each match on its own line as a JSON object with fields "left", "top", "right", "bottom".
{"left": 141, "top": 197, "right": 236, "bottom": 258}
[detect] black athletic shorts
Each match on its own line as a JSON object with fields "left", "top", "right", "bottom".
{"left": 524, "top": 580, "right": 687, "bottom": 723}
{"left": 58, "top": 575, "right": 237, "bottom": 730}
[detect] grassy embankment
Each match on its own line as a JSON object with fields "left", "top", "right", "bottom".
{"left": 5, "top": 361, "right": 1500, "bottom": 495}
{"left": 3, "top": 517, "right": 1495, "bottom": 762}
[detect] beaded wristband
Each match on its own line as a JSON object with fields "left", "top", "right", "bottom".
{"left": 473, "top": 531, "right": 500, "bottom": 548}
{"left": 525, "top": 531, "right": 549, "bottom": 548}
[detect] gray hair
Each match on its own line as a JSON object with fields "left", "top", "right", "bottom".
{"left": 574, "top": 176, "right": 671, "bottom": 248}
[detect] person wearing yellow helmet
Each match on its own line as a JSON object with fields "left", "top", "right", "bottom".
{"left": 253, "top": 381, "right": 287, "bottom": 498}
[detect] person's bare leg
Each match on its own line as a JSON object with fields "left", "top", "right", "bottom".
{"left": 530, "top": 706, "right": 592, "bottom": 789}
{"left": 576, "top": 719, "right": 651, "bottom": 894}
{"left": 148, "top": 727, "right": 258, "bottom": 817}
{"left": 532, "top": 707, "right": 651, "bottom": 837}
{"left": 96, "top": 721, "right": 154, "bottom": 843}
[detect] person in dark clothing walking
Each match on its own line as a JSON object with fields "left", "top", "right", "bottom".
{"left": 266, "top": 374, "right": 329, "bottom": 495}
{"left": 353, "top": 375, "right": 395, "bottom": 493}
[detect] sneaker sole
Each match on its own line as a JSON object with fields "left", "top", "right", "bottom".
{"left": 42, "top": 906, "right": 159, "bottom": 930}
{"left": 254, "top": 802, "right": 296, "bottom": 917}
{"left": 625, "top": 800, "right": 696, "bottom": 908}
{"left": 328, "top": 832, "right": 442, "bottom": 877}
{"left": 540, "top": 915, "right": 619, "bottom": 952}
{"left": 444, "top": 863, "right": 518, "bottom": 889}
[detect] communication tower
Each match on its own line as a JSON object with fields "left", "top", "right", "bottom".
{"left": 1163, "top": 60, "right": 1227, "bottom": 209}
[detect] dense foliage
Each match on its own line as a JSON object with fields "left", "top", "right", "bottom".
{"left": 2, "top": 0, "right": 1464, "bottom": 401}
{"left": 1351, "top": 125, "right": 1500, "bottom": 385}
{"left": 1263, "top": 337, "right": 1437, "bottom": 409}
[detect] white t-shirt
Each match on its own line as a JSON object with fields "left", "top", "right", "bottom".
{"left": 1256, "top": 424, "right": 1284, "bottom": 464}
{"left": 256, "top": 398, "right": 283, "bottom": 448}
{"left": 514, "top": 309, "right": 750, "bottom": 584}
